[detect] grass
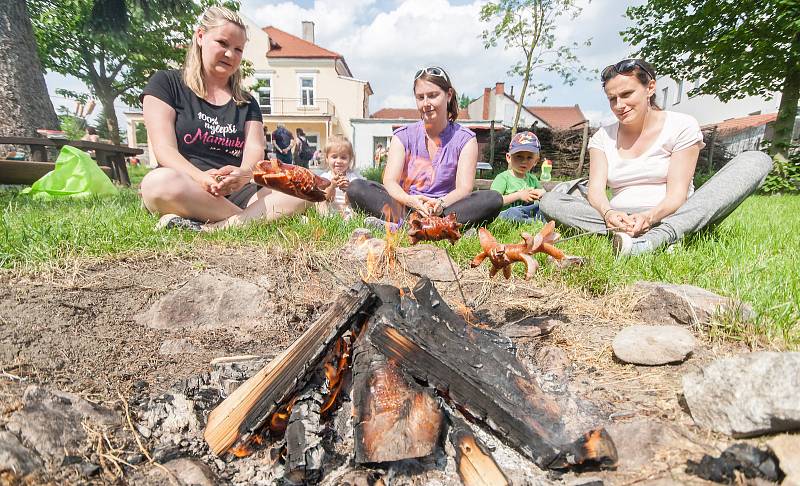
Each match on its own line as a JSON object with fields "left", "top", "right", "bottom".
{"left": 1, "top": 173, "right": 797, "bottom": 348}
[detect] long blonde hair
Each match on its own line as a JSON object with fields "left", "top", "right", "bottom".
{"left": 183, "top": 6, "right": 250, "bottom": 106}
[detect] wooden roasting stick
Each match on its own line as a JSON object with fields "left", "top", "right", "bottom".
{"left": 367, "top": 278, "right": 618, "bottom": 470}
{"left": 448, "top": 414, "right": 510, "bottom": 486}
{"left": 204, "top": 282, "right": 378, "bottom": 456}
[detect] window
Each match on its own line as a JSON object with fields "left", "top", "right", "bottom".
{"left": 674, "top": 80, "right": 683, "bottom": 105}
{"left": 305, "top": 133, "right": 319, "bottom": 152}
{"left": 257, "top": 77, "right": 271, "bottom": 114}
{"left": 300, "top": 77, "right": 315, "bottom": 106}
{"left": 661, "top": 86, "right": 669, "bottom": 107}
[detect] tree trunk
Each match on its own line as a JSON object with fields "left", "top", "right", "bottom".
{"left": 99, "top": 95, "right": 122, "bottom": 145}
{"left": 772, "top": 31, "right": 800, "bottom": 160}
{"left": 0, "top": 0, "right": 59, "bottom": 137}
{"left": 512, "top": 49, "right": 535, "bottom": 138}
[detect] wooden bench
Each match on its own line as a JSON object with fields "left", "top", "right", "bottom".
{"left": 0, "top": 136, "right": 143, "bottom": 186}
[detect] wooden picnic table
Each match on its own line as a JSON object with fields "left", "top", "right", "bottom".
{"left": 0, "top": 136, "right": 142, "bottom": 186}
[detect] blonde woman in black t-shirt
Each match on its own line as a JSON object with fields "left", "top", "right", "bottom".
{"left": 140, "top": 6, "right": 310, "bottom": 231}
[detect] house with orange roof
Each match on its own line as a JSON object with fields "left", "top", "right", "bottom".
{"left": 702, "top": 113, "right": 779, "bottom": 155}
{"left": 242, "top": 19, "right": 372, "bottom": 157}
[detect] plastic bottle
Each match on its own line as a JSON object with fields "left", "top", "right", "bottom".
{"left": 540, "top": 158, "right": 552, "bottom": 182}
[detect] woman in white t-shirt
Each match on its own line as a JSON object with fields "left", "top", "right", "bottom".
{"left": 540, "top": 59, "right": 773, "bottom": 257}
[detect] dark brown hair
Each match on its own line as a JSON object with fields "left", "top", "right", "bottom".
{"left": 413, "top": 70, "right": 460, "bottom": 122}
{"left": 603, "top": 59, "right": 661, "bottom": 110}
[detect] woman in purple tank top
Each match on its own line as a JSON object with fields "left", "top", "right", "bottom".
{"left": 348, "top": 67, "right": 502, "bottom": 226}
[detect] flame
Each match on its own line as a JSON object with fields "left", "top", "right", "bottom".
{"left": 455, "top": 303, "right": 477, "bottom": 326}
{"left": 380, "top": 203, "right": 400, "bottom": 274}
{"left": 229, "top": 432, "right": 266, "bottom": 458}
{"left": 320, "top": 336, "right": 352, "bottom": 414}
{"left": 362, "top": 247, "right": 381, "bottom": 282}
{"left": 268, "top": 396, "right": 297, "bottom": 436}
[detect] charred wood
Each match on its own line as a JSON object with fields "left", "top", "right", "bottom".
{"left": 352, "top": 320, "right": 443, "bottom": 464}
{"left": 448, "top": 414, "right": 509, "bottom": 486}
{"left": 367, "top": 278, "right": 617, "bottom": 470}
{"left": 284, "top": 382, "right": 325, "bottom": 484}
{"left": 204, "top": 282, "right": 378, "bottom": 455}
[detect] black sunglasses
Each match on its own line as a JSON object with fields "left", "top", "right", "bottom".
{"left": 601, "top": 59, "right": 655, "bottom": 84}
{"left": 414, "top": 66, "right": 450, "bottom": 83}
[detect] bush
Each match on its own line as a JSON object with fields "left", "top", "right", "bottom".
{"left": 361, "top": 165, "right": 384, "bottom": 183}
{"left": 761, "top": 152, "right": 800, "bottom": 194}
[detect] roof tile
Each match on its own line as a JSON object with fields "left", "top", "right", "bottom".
{"left": 263, "top": 26, "right": 341, "bottom": 59}
{"left": 526, "top": 105, "right": 587, "bottom": 130}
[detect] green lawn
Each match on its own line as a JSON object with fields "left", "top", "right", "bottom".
{"left": 1, "top": 175, "right": 797, "bottom": 348}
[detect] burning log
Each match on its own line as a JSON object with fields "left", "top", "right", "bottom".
{"left": 352, "top": 302, "right": 444, "bottom": 464}
{"left": 204, "top": 282, "right": 378, "bottom": 456}
{"left": 284, "top": 383, "right": 325, "bottom": 484}
{"left": 448, "top": 415, "right": 509, "bottom": 486}
{"left": 366, "top": 278, "right": 617, "bottom": 470}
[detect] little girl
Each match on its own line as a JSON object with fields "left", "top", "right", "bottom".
{"left": 318, "top": 135, "right": 363, "bottom": 220}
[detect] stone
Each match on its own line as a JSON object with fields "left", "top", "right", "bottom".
{"left": 612, "top": 325, "right": 696, "bottom": 365}
{"left": 159, "top": 338, "right": 198, "bottom": 356}
{"left": 210, "top": 355, "right": 269, "bottom": 397}
{"left": 341, "top": 229, "right": 386, "bottom": 263}
{"left": 501, "top": 316, "right": 560, "bottom": 339}
{"left": 767, "top": 434, "right": 800, "bottom": 484}
{"left": 632, "top": 281, "right": 755, "bottom": 327}
{"left": 396, "top": 244, "right": 458, "bottom": 282}
{"left": 6, "top": 386, "right": 120, "bottom": 464}
{"left": 682, "top": 352, "right": 800, "bottom": 437}
{"left": 143, "top": 458, "right": 217, "bottom": 486}
{"left": 0, "top": 430, "right": 43, "bottom": 475}
{"left": 137, "top": 271, "right": 267, "bottom": 330}
{"left": 606, "top": 421, "right": 698, "bottom": 471}
{"left": 686, "top": 443, "right": 782, "bottom": 483}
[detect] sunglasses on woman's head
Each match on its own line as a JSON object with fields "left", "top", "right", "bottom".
{"left": 601, "top": 59, "right": 655, "bottom": 83}
{"left": 414, "top": 66, "right": 450, "bottom": 83}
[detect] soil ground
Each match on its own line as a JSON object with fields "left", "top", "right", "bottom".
{"left": 0, "top": 244, "right": 757, "bottom": 485}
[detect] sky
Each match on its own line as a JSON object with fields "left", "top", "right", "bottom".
{"left": 45, "top": 0, "right": 645, "bottom": 128}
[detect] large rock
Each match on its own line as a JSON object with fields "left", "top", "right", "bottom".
{"left": 632, "top": 281, "right": 755, "bottom": 326}
{"left": 612, "top": 325, "right": 696, "bottom": 365}
{"left": 768, "top": 434, "right": 800, "bottom": 485}
{"left": 682, "top": 352, "right": 800, "bottom": 437}
{"left": 397, "top": 244, "right": 457, "bottom": 282}
{"left": 606, "top": 421, "right": 701, "bottom": 471}
{"left": 341, "top": 228, "right": 387, "bottom": 263}
{"left": 138, "top": 271, "right": 268, "bottom": 330}
{"left": 6, "top": 386, "right": 120, "bottom": 463}
{"left": 0, "top": 430, "right": 43, "bottom": 475}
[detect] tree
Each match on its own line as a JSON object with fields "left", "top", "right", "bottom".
{"left": 623, "top": 0, "right": 800, "bottom": 158}
{"left": 28, "top": 0, "right": 213, "bottom": 145}
{"left": 480, "top": 0, "right": 590, "bottom": 137}
{"left": 458, "top": 93, "right": 473, "bottom": 109}
{"left": 0, "top": 0, "right": 60, "bottom": 137}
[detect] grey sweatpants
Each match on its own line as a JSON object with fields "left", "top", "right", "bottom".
{"left": 539, "top": 151, "right": 774, "bottom": 247}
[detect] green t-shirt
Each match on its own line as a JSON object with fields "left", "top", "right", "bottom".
{"left": 491, "top": 170, "right": 542, "bottom": 207}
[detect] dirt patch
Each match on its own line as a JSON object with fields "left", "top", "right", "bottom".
{"left": 0, "top": 243, "right": 752, "bottom": 484}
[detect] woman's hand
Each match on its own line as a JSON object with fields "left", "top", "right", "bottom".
{"left": 628, "top": 212, "right": 653, "bottom": 237}
{"left": 208, "top": 166, "right": 251, "bottom": 196}
{"left": 604, "top": 210, "right": 636, "bottom": 233}
{"left": 406, "top": 194, "right": 434, "bottom": 216}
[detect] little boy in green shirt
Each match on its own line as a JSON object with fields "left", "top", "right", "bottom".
{"left": 491, "top": 131, "right": 546, "bottom": 223}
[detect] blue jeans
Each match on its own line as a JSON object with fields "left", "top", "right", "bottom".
{"left": 498, "top": 202, "right": 544, "bottom": 224}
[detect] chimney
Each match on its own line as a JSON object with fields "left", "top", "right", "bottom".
{"left": 302, "top": 21, "right": 315, "bottom": 44}
{"left": 495, "top": 82, "right": 505, "bottom": 95}
{"left": 482, "top": 87, "right": 491, "bottom": 119}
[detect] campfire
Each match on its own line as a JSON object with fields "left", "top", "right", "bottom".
{"left": 203, "top": 278, "right": 618, "bottom": 484}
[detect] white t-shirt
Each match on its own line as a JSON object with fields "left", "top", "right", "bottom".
{"left": 321, "top": 170, "right": 363, "bottom": 206}
{"left": 588, "top": 111, "right": 705, "bottom": 209}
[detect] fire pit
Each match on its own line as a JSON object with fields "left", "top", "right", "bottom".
{"left": 202, "top": 278, "right": 618, "bottom": 484}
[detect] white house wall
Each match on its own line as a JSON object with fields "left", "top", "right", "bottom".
{"left": 656, "top": 76, "right": 780, "bottom": 126}
{"left": 350, "top": 119, "right": 407, "bottom": 171}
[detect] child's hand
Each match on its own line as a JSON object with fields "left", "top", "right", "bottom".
{"left": 336, "top": 177, "right": 350, "bottom": 191}
{"left": 515, "top": 188, "right": 541, "bottom": 203}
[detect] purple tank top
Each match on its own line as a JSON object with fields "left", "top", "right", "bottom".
{"left": 393, "top": 120, "right": 475, "bottom": 198}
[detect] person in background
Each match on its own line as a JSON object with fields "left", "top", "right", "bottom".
{"left": 347, "top": 66, "right": 502, "bottom": 227}
{"left": 82, "top": 126, "right": 100, "bottom": 143}
{"left": 539, "top": 58, "right": 772, "bottom": 256}
{"left": 491, "top": 131, "right": 546, "bottom": 224}
{"left": 272, "top": 123, "right": 295, "bottom": 164}
{"left": 139, "top": 6, "right": 310, "bottom": 231}
{"left": 294, "top": 127, "right": 314, "bottom": 168}
{"left": 318, "top": 135, "right": 363, "bottom": 220}
{"left": 373, "top": 143, "right": 387, "bottom": 166}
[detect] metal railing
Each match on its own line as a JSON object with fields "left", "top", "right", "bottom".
{"left": 260, "top": 97, "right": 335, "bottom": 117}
